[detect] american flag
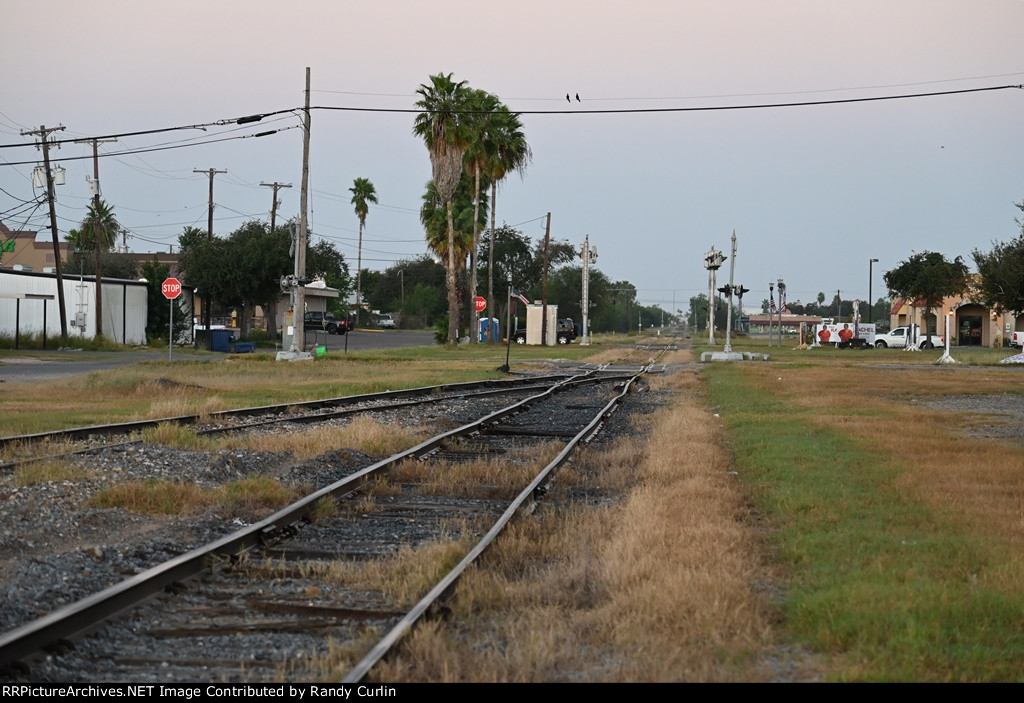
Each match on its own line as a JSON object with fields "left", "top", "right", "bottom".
{"left": 512, "top": 288, "right": 529, "bottom": 306}
{"left": 769, "top": 296, "right": 777, "bottom": 313}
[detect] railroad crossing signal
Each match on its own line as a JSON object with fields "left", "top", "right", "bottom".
{"left": 162, "top": 278, "right": 182, "bottom": 300}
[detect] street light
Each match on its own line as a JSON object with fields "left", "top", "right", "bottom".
{"left": 868, "top": 258, "right": 879, "bottom": 323}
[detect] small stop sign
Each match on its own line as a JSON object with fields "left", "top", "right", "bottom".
{"left": 162, "top": 277, "right": 182, "bottom": 300}
{"left": 474, "top": 296, "right": 486, "bottom": 312}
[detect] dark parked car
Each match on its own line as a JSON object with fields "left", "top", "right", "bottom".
{"left": 513, "top": 318, "right": 577, "bottom": 345}
{"left": 304, "top": 311, "right": 347, "bottom": 335}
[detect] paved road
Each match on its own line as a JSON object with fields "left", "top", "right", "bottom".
{"left": 0, "top": 329, "right": 437, "bottom": 383}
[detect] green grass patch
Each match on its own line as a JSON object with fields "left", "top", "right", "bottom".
{"left": 9, "top": 460, "right": 91, "bottom": 486}
{"left": 704, "top": 363, "right": 1024, "bottom": 681}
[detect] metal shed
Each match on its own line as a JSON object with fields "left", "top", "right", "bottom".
{"left": 1, "top": 268, "right": 149, "bottom": 345}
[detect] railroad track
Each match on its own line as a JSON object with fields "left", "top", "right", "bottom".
{"left": 0, "top": 375, "right": 578, "bottom": 465}
{"left": 0, "top": 347, "right": 673, "bottom": 682}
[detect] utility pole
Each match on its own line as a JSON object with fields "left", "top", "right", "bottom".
{"left": 277, "top": 68, "right": 313, "bottom": 361}
{"left": 580, "top": 235, "right": 597, "bottom": 345}
{"left": 74, "top": 137, "right": 117, "bottom": 339}
{"left": 194, "top": 167, "right": 226, "bottom": 349}
{"left": 704, "top": 246, "right": 726, "bottom": 346}
{"left": 723, "top": 231, "right": 737, "bottom": 353}
{"left": 541, "top": 212, "right": 551, "bottom": 346}
{"left": 22, "top": 124, "right": 69, "bottom": 344}
{"left": 777, "top": 278, "right": 785, "bottom": 343}
{"left": 260, "top": 181, "right": 291, "bottom": 233}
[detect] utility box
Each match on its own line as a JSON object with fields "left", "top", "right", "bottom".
{"left": 525, "top": 304, "right": 558, "bottom": 346}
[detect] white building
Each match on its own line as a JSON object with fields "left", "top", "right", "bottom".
{"left": 1, "top": 268, "right": 149, "bottom": 345}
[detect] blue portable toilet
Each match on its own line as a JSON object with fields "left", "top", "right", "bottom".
{"left": 479, "top": 317, "right": 499, "bottom": 342}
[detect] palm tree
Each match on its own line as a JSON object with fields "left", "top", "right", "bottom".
{"left": 69, "top": 198, "right": 119, "bottom": 251}
{"left": 462, "top": 90, "right": 499, "bottom": 343}
{"left": 485, "top": 106, "right": 531, "bottom": 342}
{"left": 413, "top": 72, "right": 472, "bottom": 345}
{"left": 420, "top": 179, "right": 486, "bottom": 265}
{"left": 349, "top": 177, "right": 378, "bottom": 327}
{"left": 68, "top": 198, "right": 120, "bottom": 339}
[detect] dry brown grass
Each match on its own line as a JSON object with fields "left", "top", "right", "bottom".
{"left": 371, "top": 362, "right": 788, "bottom": 682}
{"left": 323, "top": 536, "right": 475, "bottom": 607}
{"left": 145, "top": 394, "right": 231, "bottom": 421}
{"left": 383, "top": 442, "right": 563, "bottom": 500}
{"left": 217, "top": 417, "right": 424, "bottom": 460}
{"left": 89, "top": 475, "right": 298, "bottom": 518}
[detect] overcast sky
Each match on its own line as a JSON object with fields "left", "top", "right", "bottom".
{"left": 3, "top": 0, "right": 1023, "bottom": 313}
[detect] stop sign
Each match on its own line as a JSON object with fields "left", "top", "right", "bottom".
{"left": 474, "top": 296, "right": 486, "bottom": 312}
{"left": 162, "top": 277, "right": 182, "bottom": 300}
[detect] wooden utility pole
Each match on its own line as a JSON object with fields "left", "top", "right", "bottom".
{"left": 297, "top": 68, "right": 311, "bottom": 344}
{"left": 541, "top": 212, "right": 551, "bottom": 346}
{"left": 22, "top": 124, "right": 68, "bottom": 344}
{"left": 193, "top": 168, "right": 226, "bottom": 349}
{"left": 74, "top": 137, "right": 117, "bottom": 339}
{"left": 260, "top": 181, "right": 291, "bottom": 232}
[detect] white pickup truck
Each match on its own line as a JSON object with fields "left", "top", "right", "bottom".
{"left": 1012, "top": 330, "right": 1023, "bottom": 348}
{"left": 873, "top": 325, "right": 944, "bottom": 349}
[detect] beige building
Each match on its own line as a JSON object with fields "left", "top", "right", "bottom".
{"left": 890, "top": 296, "right": 1023, "bottom": 348}
{"left": 0, "top": 222, "right": 74, "bottom": 271}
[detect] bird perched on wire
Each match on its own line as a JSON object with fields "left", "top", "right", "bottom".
{"left": 576, "top": 93, "right": 580, "bottom": 102}
{"left": 566, "top": 93, "right": 570, "bottom": 102}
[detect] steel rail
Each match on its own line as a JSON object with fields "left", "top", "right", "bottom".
{"left": 0, "top": 370, "right": 607, "bottom": 671}
{"left": 342, "top": 366, "right": 649, "bottom": 683}
{"left": 0, "top": 374, "right": 634, "bottom": 472}
{"left": 0, "top": 374, "right": 576, "bottom": 450}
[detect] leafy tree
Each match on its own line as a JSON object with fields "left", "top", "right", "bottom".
{"left": 178, "top": 221, "right": 348, "bottom": 340}
{"left": 690, "top": 293, "right": 727, "bottom": 331}
{"left": 140, "top": 257, "right": 189, "bottom": 343}
{"left": 413, "top": 72, "right": 473, "bottom": 345}
{"left": 884, "top": 251, "right": 970, "bottom": 345}
{"left": 63, "top": 251, "right": 137, "bottom": 280}
{"left": 972, "top": 201, "right": 1024, "bottom": 315}
{"left": 349, "top": 177, "right": 378, "bottom": 326}
{"left": 367, "top": 256, "right": 445, "bottom": 325}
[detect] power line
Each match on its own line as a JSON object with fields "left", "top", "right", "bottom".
{"left": 314, "top": 83, "right": 1023, "bottom": 116}
{"left": 0, "top": 127, "right": 296, "bottom": 166}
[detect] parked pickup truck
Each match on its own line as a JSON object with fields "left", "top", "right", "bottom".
{"left": 873, "top": 325, "right": 943, "bottom": 349}
{"left": 1012, "top": 330, "right": 1023, "bottom": 348}
{"left": 304, "top": 311, "right": 347, "bottom": 335}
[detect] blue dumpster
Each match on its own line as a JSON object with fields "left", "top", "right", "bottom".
{"left": 211, "top": 329, "right": 235, "bottom": 352}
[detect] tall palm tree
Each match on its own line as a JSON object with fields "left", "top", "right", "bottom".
{"left": 485, "top": 106, "right": 531, "bottom": 342}
{"left": 349, "top": 177, "right": 378, "bottom": 327}
{"left": 69, "top": 198, "right": 119, "bottom": 251}
{"left": 69, "top": 198, "right": 120, "bottom": 339}
{"left": 462, "top": 90, "right": 499, "bottom": 343}
{"left": 413, "top": 72, "right": 472, "bottom": 345}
